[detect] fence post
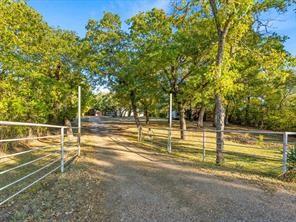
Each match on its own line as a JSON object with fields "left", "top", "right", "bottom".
{"left": 77, "top": 132, "right": 81, "bottom": 157}
{"left": 78, "top": 85, "right": 81, "bottom": 156}
{"left": 148, "top": 128, "right": 152, "bottom": 142}
{"left": 167, "top": 128, "right": 172, "bottom": 153}
{"left": 282, "top": 132, "right": 288, "bottom": 174}
{"left": 61, "top": 127, "right": 64, "bottom": 173}
{"left": 138, "top": 126, "right": 142, "bottom": 142}
{"left": 167, "top": 93, "right": 172, "bottom": 153}
{"left": 202, "top": 129, "right": 206, "bottom": 161}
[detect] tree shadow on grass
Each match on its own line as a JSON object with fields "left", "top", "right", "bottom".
{"left": 98, "top": 135, "right": 283, "bottom": 178}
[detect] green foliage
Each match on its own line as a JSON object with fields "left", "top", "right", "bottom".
{"left": 0, "top": 0, "right": 93, "bottom": 127}
{"left": 93, "top": 92, "right": 121, "bottom": 115}
{"left": 84, "top": 2, "right": 295, "bottom": 132}
{"left": 288, "top": 146, "right": 296, "bottom": 170}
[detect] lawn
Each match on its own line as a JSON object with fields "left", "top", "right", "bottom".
{"left": 104, "top": 117, "right": 296, "bottom": 178}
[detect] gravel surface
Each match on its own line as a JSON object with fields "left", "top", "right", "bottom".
{"left": 88, "top": 119, "right": 296, "bottom": 222}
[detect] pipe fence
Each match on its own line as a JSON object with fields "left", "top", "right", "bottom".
{"left": 137, "top": 126, "right": 296, "bottom": 176}
{"left": 0, "top": 121, "right": 81, "bottom": 206}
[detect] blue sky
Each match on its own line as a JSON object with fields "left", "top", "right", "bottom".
{"left": 28, "top": 0, "right": 170, "bottom": 34}
{"left": 28, "top": 0, "right": 296, "bottom": 55}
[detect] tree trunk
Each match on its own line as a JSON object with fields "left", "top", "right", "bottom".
{"left": 225, "top": 103, "right": 229, "bottom": 125}
{"left": 215, "top": 30, "right": 227, "bottom": 164}
{"left": 144, "top": 108, "right": 150, "bottom": 125}
{"left": 259, "top": 105, "right": 264, "bottom": 129}
{"left": 54, "top": 63, "right": 61, "bottom": 80}
{"left": 225, "top": 114, "right": 229, "bottom": 126}
{"left": 215, "top": 94, "right": 225, "bottom": 164}
{"left": 130, "top": 90, "right": 141, "bottom": 128}
{"left": 178, "top": 102, "right": 186, "bottom": 140}
{"left": 64, "top": 118, "right": 73, "bottom": 138}
{"left": 244, "top": 96, "right": 250, "bottom": 126}
{"left": 225, "top": 111, "right": 229, "bottom": 126}
{"left": 212, "top": 104, "right": 216, "bottom": 127}
{"left": 228, "top": 109, "right": 234, "bottom": 124}
{"left": 197, "top": 106, "right": 205, "bottom": 128}
{"left": 118, "top": 108, "right": 122, "bottom": 117}
{"left": 188, "top": 103, "right": 193, "bottom": 121}
{"left": 212, "top": 18, "right": 229, "bottom": 163}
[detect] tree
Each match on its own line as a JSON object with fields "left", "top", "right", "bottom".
{"left": 0, "top": 0, "right": 92, "bottom": 131}
{"left": 129, "top": 8, "right": 211, "bottom": 139}
{"left": 176, "top": 0, "right": 291, "bottom": 164}
{"left": 85, "top": 12, "right": 145, "bottom": 128}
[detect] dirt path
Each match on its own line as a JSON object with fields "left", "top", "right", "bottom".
{"left": 1, "top": 118, "right": 296, "bottom": 221}
{"left": 84, "top": 119, "right": 296, "bottom": 222}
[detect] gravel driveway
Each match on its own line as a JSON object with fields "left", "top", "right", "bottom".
{"left": 88, "top": 120, "right": 296, "bottom": 222}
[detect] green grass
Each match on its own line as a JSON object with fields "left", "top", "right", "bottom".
{"left": 115, "top": 120, "right": 295, "bottom": 178}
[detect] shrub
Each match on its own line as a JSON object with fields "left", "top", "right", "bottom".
{"left": 287, "top": 146, "right": 296, "bottom": 170}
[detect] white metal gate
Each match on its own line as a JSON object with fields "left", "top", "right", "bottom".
{"left": 0, "top": 121, "right": 81, "bottom": 205}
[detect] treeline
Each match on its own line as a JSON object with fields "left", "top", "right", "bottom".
{"left": 93, "top": 92, "right": 167, "bottom": 122}
{"left": 88, "top": 1, "right": 296, "bottom": 133}
{"left": 0, "top": 0, "right": 93, "bottom": 128}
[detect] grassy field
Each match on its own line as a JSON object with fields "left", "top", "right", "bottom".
{"left": 105, "top": 118, "right": 296, "bottom": 178}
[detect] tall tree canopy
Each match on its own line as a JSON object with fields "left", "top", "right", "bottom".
{"left": 85, "top": 0, "right": 295, "bottom": 164}
{"left": 0, "top": 0, "right": 93, "bottom": 128}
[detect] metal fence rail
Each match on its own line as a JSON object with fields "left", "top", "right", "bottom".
{"left": 138, "top": 127, "right": 296, "bottom": 175}
{"left": 0, "top": 121, "right": 81, "bottom": 206}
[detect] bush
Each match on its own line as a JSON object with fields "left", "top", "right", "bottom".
{"left": 287, "top": 146, "right": 296, "bottom": 170}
